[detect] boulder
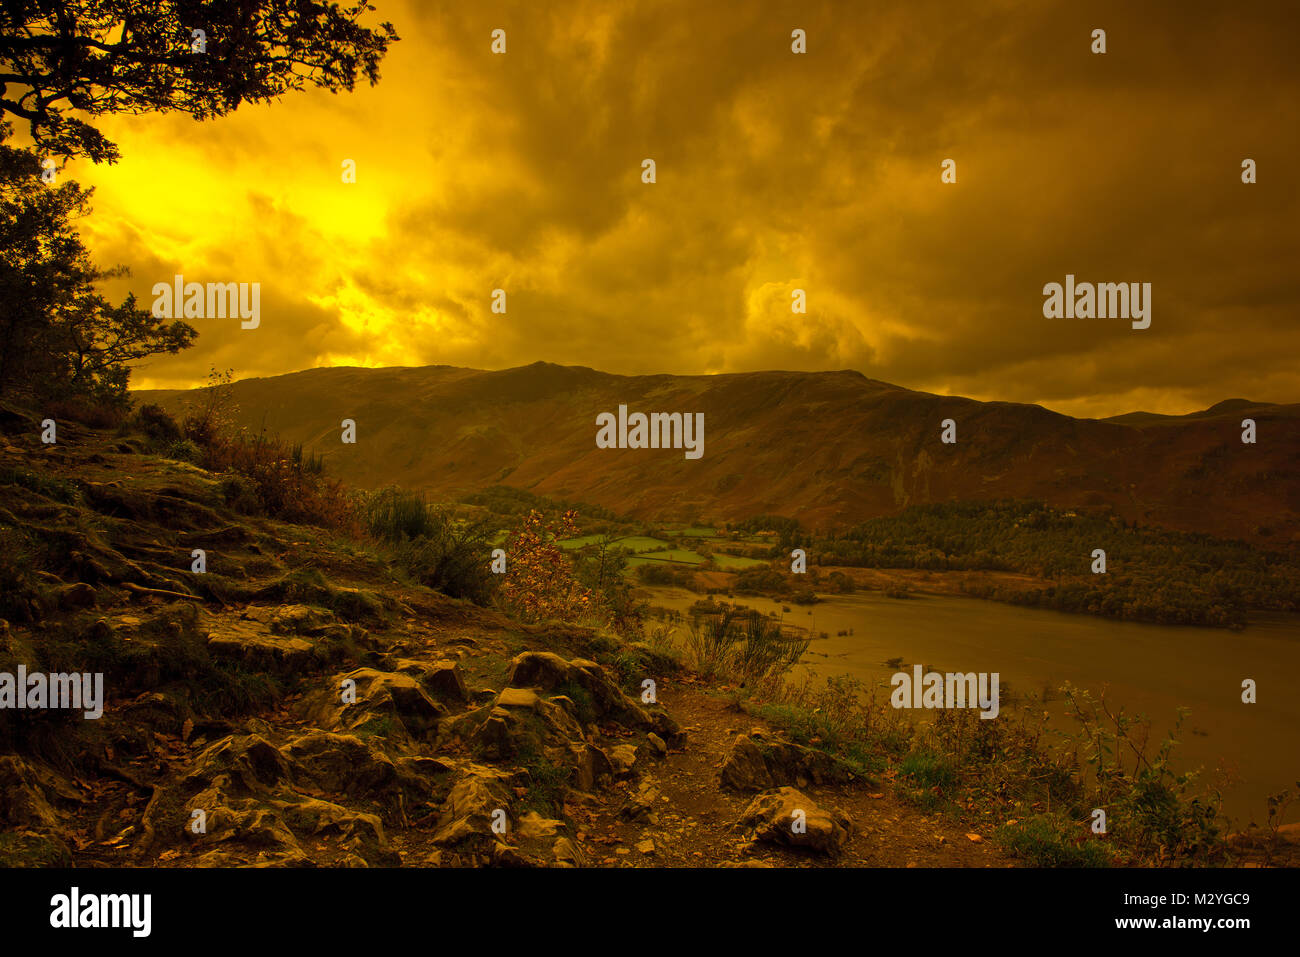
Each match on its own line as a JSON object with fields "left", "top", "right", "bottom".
{"left": 57, "top": 582, "right": 97, "bottom": 609}
{"left": 183, "top": 734, "right": 292, "bottom": 795}
{"left": 607, "top": 744, "right": 639, "bottom": 778}
{"left": 620, "top": 779, "right": 661, "bottom": 824}
{"left": 506, "top": 651, "right": 686, "bottom": 745}
{"left": 301, "top": 668, "right": 446, "bottom": 741}
{"left": 206, "top": 629, "right": 317, "bottom": 676}
{"left": 736, "top": 786, "right": 851, "bottom": 856}
{"left": 424, "top": 660, "right": 470, "bottom": 704}
{"left": 390, "top": 658, "right": 471, "bottom": 704}
{"left": 278, "top": 732, "right": 406, "bottom": 810}
{"left": 185, "top": 783, "right": 303, "bottom": 858}
{"left": 720, "top": 731, "right": 857, "bottom": 792}
{"left": 433, "top": 766, "right": 515, "bottom": 847}
{"left": 570, "top": 743, "right": 614, "bottom": 792}
{"left": 0, "top": 756, "right": 83, "bottom": 831}
{"left": 462, "top": 693, "right": 588, "bottom": 762}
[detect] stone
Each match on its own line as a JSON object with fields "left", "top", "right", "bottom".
{"left": 570, "top": 743, "right": 614, "bottom": 792}
{"left": 392, "top": 658, "right": 470, "bottom": 704}
{"left": 517, "top": 811, "right": 564, "bottom": 840}
{"left": 300, "top": 668, "right": 445, "bottom": 742}
{"left": 719, "top": 731, "right": 857, "bottom": 792}
{"left": 432, "top": 766, "right": 514, "bottom": 847}
{"left": 0, "top": 756, "right": 83, "bottom": 831}
{"left": 492, "top": 842, "right": 534, "bottom": 867}
{"left": 268, "top": 604, "right": 330, "bottom": 635}
{"left": 736, "top": 786, "right": 852, "bottom": 857}
{"left": 425, "top": 660, "right": 470, "bottom": 703}
{"left": 607, "top": 744, "right": 638, "bottom": 777}
{"left": 278, "top": 732, "right": 412, "bottom": 818}
{"left": 620, "top": 780, "right": 661, "bottom": 823}
{"left": 553, "top": 836, "right": 585, "bottom": 867}
{"left": 183, "top": 734, "right": 292, "bottom": 793}
{"left": 506, "top": 651, "right": 687, "bottom": 746}
{"left": 207, "top": 630, "right": 317, "bottom": 676}
{"left": 57, "top": 582, "right": 97, "bottom": 609}
{"left": 496, "top": 687, "right": 540, "bottom": 711}
{"left": 275, "top": 796, "right": 397, "bottom": 865}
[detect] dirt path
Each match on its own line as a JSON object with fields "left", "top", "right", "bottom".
{"left": 573, "top": 679, "right": 1010, "bottom": 867}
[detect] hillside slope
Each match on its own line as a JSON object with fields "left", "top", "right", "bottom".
{"left": 137, "top": 363, "right": 1300, "bottom": 543}
{"left": 0, "top": 414, "right": 1012, "bottom": 868}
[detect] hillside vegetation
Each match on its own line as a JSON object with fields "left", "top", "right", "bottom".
{"left": 2, "top": 402, "right": 1294, "bottom": 869}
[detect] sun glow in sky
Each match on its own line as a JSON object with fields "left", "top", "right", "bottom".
{"left": 61, "top": 0, "right": 1300, "bottom": 418}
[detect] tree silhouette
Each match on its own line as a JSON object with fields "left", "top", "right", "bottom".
{"left": 0, "top": 0, "right": 399, "bottom": 163}
{"left": 0, "top": 125, "right": 195, "bottom": 404}
{"left": 0, "top": 1, "right": 399, "bottom": 404}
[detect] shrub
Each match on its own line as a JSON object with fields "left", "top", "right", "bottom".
{"left": 358, "top": 486, "right": 497, "bottom": 604}
{"left": 166, "top": 438, "right": 200, "bottom": 462}
{"left": 390, "top": 518, "right": 497, "bottom": 604}
{"left": 498, "top": 510, "right": 596, "bottom": 624}
{"left": 205, "top": 430, "right": 355, "bottom": 529}
{"left": 826, "top": 571, "right": 855, "bottom": 594}
{"left": 900, "top": 749, "right": 959, "bottom": 790}
{"left": 1059, "top": 686, "right": 1224, "bottom": 861}
{"left": 219, "top": 475, "right": 261, "bottom": 514}
{"left": 731, "top": 610, "right": 810, "bottom": 687}
{"left": 0, "top": 526, "right": 38, "bottom": 621}
{"left": 134, "top": 403, "right": 181, "bottom": 443}
{"left": 995, "top": 814, "right": 1113, "bottom": 867}
{"left": 181, "top": 367, "right": 236, "bottom": 450}
{"left": 43, "top": 396, "right": 127, "bottom": 429}
{"left": 364, "top": 486, "right": 437, "bottom": 542}
{"left": 682, "top": 605, "right": 808, "bottom": 688}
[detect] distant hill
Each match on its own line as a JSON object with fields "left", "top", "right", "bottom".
{"left": 136, "top": 363, "right": 1300, "bottom": 543}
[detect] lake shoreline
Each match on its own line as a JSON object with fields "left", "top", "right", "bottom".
{"left": 642, "top": 584, "right": 1300, "bottom": 824}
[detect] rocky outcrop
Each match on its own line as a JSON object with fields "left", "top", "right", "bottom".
{"left": 392, "top": 658, "right": 470, "bottom": 704}
{"left": 299, "top": 667, "right": 446, "bottom": 742}
{"left": 165, "top": 733, "right": 408, "bottom": 866}
{"left": 433, "top": 765, "right": 515, "bottom": 847}
{"left": 505, "top": 651, "right": 686, "bottom": 747}
{"left": 0, "top": 422, "right": 713, "bottom": 871}
{"left": 720, "top": 730, "right": 859, "bottom": 792}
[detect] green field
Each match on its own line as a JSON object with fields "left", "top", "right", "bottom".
{"left": 711, "top": 553, "right": 768, "bottom": 569}
{"left": 558, "top": 535, "right": 672, "bottom": 553}
{"left": 627, "top": 548, "right": 706, "bottom": 566}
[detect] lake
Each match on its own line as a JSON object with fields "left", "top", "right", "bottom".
{"left": 644, "top": 586, "right": 1300, "bottom": 823}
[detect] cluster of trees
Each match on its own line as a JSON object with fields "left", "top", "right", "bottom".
{"left": 0, "top": 1, "right": 397, "bottom": 408}
{"left": 732, "top": 514, "right": 803, "bottom": 548}
{"left": 809, "top": 501, "right": 1298, "bottom": 627}
{"left": 732, "top": 566, "right": 818, "bottom": 605}
{"left": 634, "top": 562, "right": 697, "bottom": 588}
{"left": 459, "top": 484, "right": 621, "bottom": 525}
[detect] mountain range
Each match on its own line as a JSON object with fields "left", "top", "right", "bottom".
{"left": 135, "top": 363, "right": 1300, "bottom": 543}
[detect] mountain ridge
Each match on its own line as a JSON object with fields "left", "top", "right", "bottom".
{"left": 135, "top": 363, "right": 1300, "bottom": 544}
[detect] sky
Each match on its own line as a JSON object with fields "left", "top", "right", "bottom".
{"left": 62, "top": 0, "right": 1300, "bottom": 418}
